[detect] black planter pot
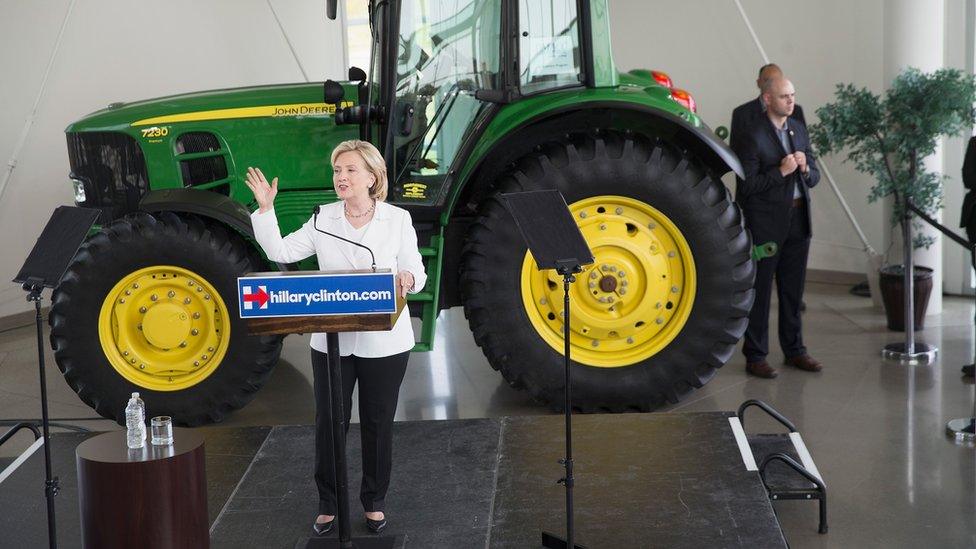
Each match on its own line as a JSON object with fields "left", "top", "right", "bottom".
{"left": 879, "top": 265, "right": 934, "bottom": 331}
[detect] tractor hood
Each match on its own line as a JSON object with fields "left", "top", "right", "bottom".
{"left": 65, "top": 81, "right": 353, "bottom": 132}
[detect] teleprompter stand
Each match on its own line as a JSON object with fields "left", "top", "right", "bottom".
{"left": 244, "top": 275, "right": 406, "bottom": 549}
{"left": 500, "top": 190, "right": 594, "bottom": 549}
{"left": 8, "top": 206, "right": 100, "bottom": 549}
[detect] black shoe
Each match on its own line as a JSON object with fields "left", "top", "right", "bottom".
{"left": 365, "top": 516, "right": 387, "bottom": 533}
{"left": 964, "top": 364, "right": 975, "bottom": 377}
{"left": 312, "top": 518, "right": 335, "bottom": 536}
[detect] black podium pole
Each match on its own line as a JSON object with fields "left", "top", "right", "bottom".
{"left": 500, "top": 190, "right": 594, "bottom": 549}
{"left": 11, "top": 206, "right": 101, "bottom": 549}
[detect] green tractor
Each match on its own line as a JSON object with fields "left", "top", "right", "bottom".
{"left": 51, "top": 0, "right": 754, "bottom": 425}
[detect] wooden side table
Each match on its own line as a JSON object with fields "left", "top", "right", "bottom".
{"left": 76, "top": 427, "right": 208, "bottom": 549}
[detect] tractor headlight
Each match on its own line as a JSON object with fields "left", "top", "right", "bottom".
{"left": 71, "top": 176, "right": 87, "bottom": 203}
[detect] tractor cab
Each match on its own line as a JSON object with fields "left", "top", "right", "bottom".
{"left": 328, "top": 0, "right": 603, "bottom": 209}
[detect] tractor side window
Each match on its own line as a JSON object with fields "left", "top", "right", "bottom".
{"left": 518, "top": 0, "right": 581, "bottom": 94}
{"left": 390, "top": 0, "right": 502, "bottom": 197}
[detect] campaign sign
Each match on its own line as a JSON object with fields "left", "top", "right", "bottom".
{"left": 237, "top": 271, "right": 397, "bottom": 319}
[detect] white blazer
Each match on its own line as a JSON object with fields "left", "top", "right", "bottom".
{"left": 250, "top": 200, "right": 427, "bottom": 357}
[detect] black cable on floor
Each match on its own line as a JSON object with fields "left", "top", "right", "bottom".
{"left": 0, "top": 419, "right": 106, "bottom": 433}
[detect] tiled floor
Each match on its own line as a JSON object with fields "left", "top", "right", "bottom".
{"left": 1, "top": 282, "right": 974, "bottom": 547}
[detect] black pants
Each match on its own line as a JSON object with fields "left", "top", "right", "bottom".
{"left": 311, "top": 349, "right": 410, "bottom": 515}
{"left": 743, "top": 204, "right": 811, "bottom": 363}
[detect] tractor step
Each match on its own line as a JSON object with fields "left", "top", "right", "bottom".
{"left": 409, "top": 226, "right": 444, "bottom": 351}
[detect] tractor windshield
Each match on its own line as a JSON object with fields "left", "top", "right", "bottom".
{"left": 388, "top": 0, "right": 501, "bottom": 197}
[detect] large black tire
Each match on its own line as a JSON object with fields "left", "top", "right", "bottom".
{"left": 460, "top": 131, "right": 755, "bottom": 411}
{"left": 49, "top": 211, "right": 282, "bottom": 425}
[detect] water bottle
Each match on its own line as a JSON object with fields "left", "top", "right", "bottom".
{"left": 125, "top": 392, "right": 146, "bottom": 449}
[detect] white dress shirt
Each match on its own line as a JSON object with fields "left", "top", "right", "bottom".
{"left": 250, "top": 200, "right": 427, "bottom": 357}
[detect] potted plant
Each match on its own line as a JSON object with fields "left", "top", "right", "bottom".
{"left": 811, "top": 67, "right": 976, "bottom": 331}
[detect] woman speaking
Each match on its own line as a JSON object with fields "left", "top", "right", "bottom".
{"left": 246, "top": 140, "right": 426, "bottom": 535}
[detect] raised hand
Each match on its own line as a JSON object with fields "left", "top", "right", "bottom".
{"left": 245, "top": 167, "right": 278, "bottom": 213}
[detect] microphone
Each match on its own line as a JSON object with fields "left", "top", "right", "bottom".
{"left": 312, "top": 205, "right": 377, "bottom": 272}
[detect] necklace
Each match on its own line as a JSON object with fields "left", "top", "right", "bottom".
{"left": 344, "top": 200, "right": 375, "bottom": 219}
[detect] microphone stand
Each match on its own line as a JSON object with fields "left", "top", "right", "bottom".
{"left": 313, "top": 205, "right": 377, "bottom": 272}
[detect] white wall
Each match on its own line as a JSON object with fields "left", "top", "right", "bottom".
{"left": 0, "top": 0, "right": 347, "bottom": 318}
{"left": 610, "top": 0, "right": 889, "bottom": 277}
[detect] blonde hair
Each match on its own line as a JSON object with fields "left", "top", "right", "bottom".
{"left": 330, "top": 140, "right": 388, "bottom": 201}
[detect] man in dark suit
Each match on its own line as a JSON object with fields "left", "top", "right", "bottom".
{"left": 959, "top": 135, "right": 976, "bottom": 378}
{"left": 733, "top": 77, "right": 822, "bottom": 378}
{"left": 730, "top": 64, "right": 806, "bottom": 155}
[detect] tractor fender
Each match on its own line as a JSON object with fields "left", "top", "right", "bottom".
{"left": 139, "top": 188, "right": 294, "bottom": 270}
{"left": 517, "top": 101, "right": 743, "bottom": 179}
{"left": 447, "top": 101, "right": 743, "bottom": 223}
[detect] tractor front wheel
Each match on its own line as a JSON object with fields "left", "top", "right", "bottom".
{"left": 49, "top": 212, "right": 282, "bottom": 425}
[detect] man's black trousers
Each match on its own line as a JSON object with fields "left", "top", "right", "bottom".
{"left": 311, "top": 348, "right": 410, "bottom": 515}
{"left": 743, "top": 202, "right": 811, "bottom": 363}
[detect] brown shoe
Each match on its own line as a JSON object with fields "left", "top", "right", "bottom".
{"left": 746, "top": 361, "right": 778, "bottom": 378}
{"left": 785, "top": 354, "right": 822, "bottom": 372}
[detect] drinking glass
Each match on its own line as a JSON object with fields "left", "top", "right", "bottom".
{"left": 150, "top": 416, "right": 173, "bottom": 445}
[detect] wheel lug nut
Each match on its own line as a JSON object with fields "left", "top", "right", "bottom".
{"left": 590, "top": 272, "right": 598, "bottom": 279}
{"left": 167, "top": 291, "right": 175, "bottom": 298}
{"left": 589, "top": 282, "right": 596, "bottom": 289}
{"left": 607, "top": 296, "right": 615, "bottom": 303}
{"left": 619, "top": 271, "right": 626, "bottom": 277}
{"left": 601, "top": 265, "right": 609, "bottom": 272}
{"left": 609, "top": 266, "right": 617, "bottom": 272}
{"left": 620, "top": 289, "right": 627, "bottom": 295}
{"left": 150, "top": 294, "right": 158, "bottom": 301}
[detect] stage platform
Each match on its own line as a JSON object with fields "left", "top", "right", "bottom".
{"left": 1, "top": 413, "right": 787, "bottom": 548}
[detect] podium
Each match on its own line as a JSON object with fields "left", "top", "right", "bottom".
{"left": 240, "top": 269, "right": 405, "bottom": 549}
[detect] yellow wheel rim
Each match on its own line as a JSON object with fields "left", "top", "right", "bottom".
{"left": 98, "top": 266, "right": 230, "bottom": 391}
{"left": 520, "top": 195, "right": 696, "bottom": 367}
